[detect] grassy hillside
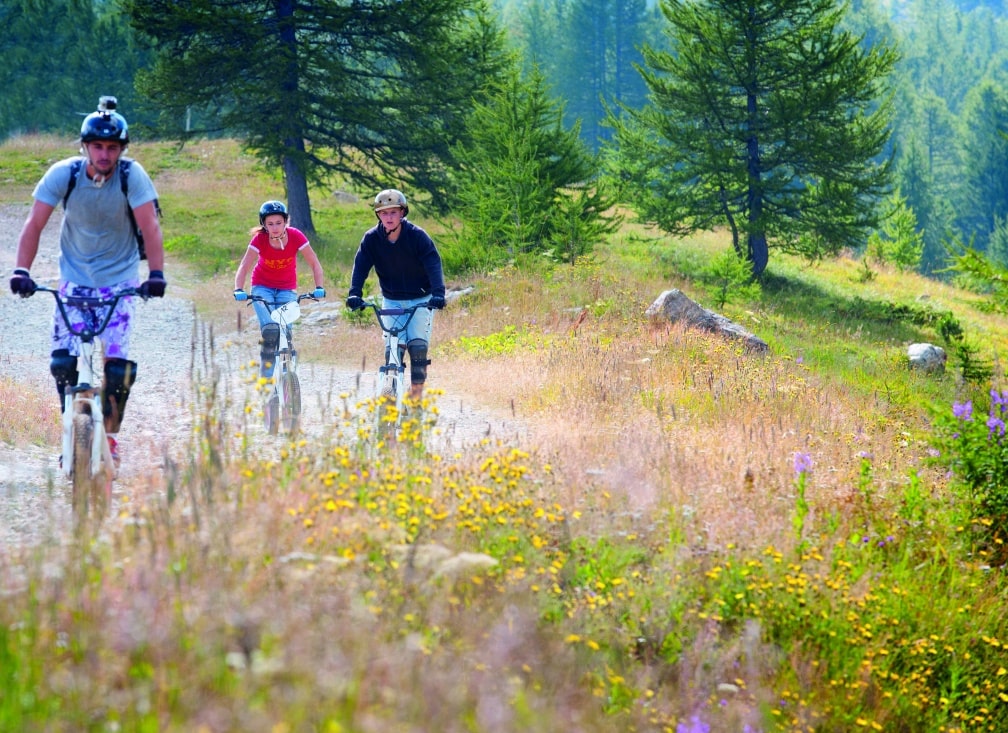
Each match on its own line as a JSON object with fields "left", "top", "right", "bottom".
{"left": 2, "top": 135, "right": 1007, "bottom": 732}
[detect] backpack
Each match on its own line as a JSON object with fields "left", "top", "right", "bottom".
{"left": 62, "top": 158, "right": 162, "bottom": 261}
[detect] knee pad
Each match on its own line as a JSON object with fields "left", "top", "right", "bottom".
{"left": 260, "top": 323, "right": 281, "bottom": 355}
{"left": 407, "top": 339, "right": 430, "bottom": 384}
{"left": 50, "top": 349, "right": 78, "bottom": 411}
{"left": 103, "top": 358, "right": 137, "bottom": 432}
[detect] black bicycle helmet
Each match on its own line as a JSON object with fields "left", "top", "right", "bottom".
{"left": 80, "top": 96, "right": 129, "bottom": 145}
{"left": 259, "top": 200, "right": 289, "bottom": 225}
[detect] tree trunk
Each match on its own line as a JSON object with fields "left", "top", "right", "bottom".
{"left": 748, "top": 231, "right": 768, "bottom": 277}
{"left": 276, "top": 0, "right": 315, "bottom": 238}
{"left": 282, "top": 153, "right": 315, "bottom": 237}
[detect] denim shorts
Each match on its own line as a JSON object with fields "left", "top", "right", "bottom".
{"left": 381, "top": 295, "right": 434, "bottom": 346}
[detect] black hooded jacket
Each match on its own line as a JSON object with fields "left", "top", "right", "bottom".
{"left": 348, "top": 219, "right": 445, "bottom": 300}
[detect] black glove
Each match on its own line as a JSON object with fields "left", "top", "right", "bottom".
{"left": 428, "top": 295, "right": 446, "bottom": 310}
{"left": 10, "top": 268, "right": 36, "bottom": 298}
{"left": 138, "top": 270, "right": 167, "bottom": 298}
{"left": 345, "top": 295, "right": 365, "bottom": 311}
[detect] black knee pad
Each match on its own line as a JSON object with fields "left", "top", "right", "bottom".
{"left": 260, "top": 323, "right": 281, "bottom": 355}
{"left": 407, "top": 339, "right": 430, "bottom": 384}
{"left": 103, "top": 358, "right": 137, "bottom": 432}
{"left": 50, "top": 349, "right": 78, "bottom": 411}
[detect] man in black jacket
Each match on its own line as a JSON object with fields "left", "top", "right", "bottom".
{"left": 345, "top": 189, "right": 445, "bottom": 401}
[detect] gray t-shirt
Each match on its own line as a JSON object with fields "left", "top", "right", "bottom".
{"left": 33, "top": 155, "right": 158, "bottom": 287}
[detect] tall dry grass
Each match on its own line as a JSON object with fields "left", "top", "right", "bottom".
{"left": 5, "top": 134, "right": 1008, "bottom": 731}
{"left": 341, "top": 265, "right": 949, "bottom": 561}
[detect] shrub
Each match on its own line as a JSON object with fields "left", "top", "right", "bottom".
{"left": 930, "top": 387, "right": 1008, "bottom": 548}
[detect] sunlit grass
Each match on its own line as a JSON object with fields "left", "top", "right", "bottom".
{"left": 0, "top": 375, "right": 60, "bottom": 446}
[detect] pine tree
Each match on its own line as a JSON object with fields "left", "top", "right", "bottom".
{"left": 122, "top": 0, "right": 508, "bottom": 234}
{"left": 607, "top": 0, "right": 897, "bottom": 276}
{"left": 448, "top": 67, "right": 619, "bottom": 266}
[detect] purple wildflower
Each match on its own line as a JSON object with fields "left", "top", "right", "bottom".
{"left": 988, "top": 414, "right": 1006, "bottom": 438}
{"left": 953, "top": 401, "right": 973, "bottom": 421}
{"left": 793, "top": 452, "right": 813, "bottom": 476}
{"left": 677, "top": 715, "right": 711, "bottom": 733}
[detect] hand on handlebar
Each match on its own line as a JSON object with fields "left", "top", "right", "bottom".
{"left": 312, "top": 286, "right": 326, "bottom": 299}
{"left": 138, "top": 270, "right": 167, "bottom": 298}
{"left": 346, "top": 295, "right": 365, "bottom": 311}
{"left": 428, "top": 295, "right": 446, "bottom": 310}
{"left": 234, "top": 288, "right": 249, "bottom": 302}
{"left": 10, "top": 268, "right": 36, "bottom": 298}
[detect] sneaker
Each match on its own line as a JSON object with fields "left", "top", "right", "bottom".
{"left": 107, "top": 436, "right": 120, "bottom": 468}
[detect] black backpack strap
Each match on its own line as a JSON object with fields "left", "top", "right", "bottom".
{"left": 62, "top": 159, "right": 83, "bottom": 209}
{"left": 119, "top": 158, "right": 131, "bottom": 196}
{"left": 120, "top": 159, "right": 137, "bottom": 233}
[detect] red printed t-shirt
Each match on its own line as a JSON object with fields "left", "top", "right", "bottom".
{"left": 249, "top": 227, "right": 309, "bottom": 290}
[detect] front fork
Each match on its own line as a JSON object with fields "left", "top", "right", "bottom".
{"left": 60, "top": 388, "right": 74, "bottom": 478}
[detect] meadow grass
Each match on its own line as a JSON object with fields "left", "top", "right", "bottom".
{"left": 2, "top": 136, "right": 1008, "bottom": 732}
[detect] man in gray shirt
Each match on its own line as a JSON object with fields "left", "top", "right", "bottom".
{"left": 9, "top": 96, "right": 167, "bottom": 466}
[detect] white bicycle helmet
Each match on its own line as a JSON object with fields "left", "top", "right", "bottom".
{"left": 373, "top": 189, "right": 409, "bottom": 217}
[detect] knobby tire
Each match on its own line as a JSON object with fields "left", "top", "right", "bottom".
{"left": 71, "top": 411, "right": 103, "bottom": 521}
{"left": 280, "top": 371, "right": 301, "bottom": 434}
{"left": 265, "top": 394, "right": 280, "bottom": 436}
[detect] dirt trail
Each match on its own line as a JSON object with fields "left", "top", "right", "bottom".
{"left": 0, "top": 203, "right": 527, "bottom": 547}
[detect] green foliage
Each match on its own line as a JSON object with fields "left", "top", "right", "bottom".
{"left": 835, "top": 296, "right": 962, "bottom": 345}
{"left": 955, "top": 79, "right": 1008, "bottom": 254}
{"left": 451, "top": 325, "right": 550, "bottom": 357}
{"left": 446, "top": 66, "right": 620, "bottom": 266}
{"left": 930, "top": 389, "right": 1008, "bottom": 547}
{"left": 122, "top": 0, "right": 510, "bottom": 232}
{"left": 607, "top": 0, "right": 897, "bottom": 277}
{"left": 530, "top": 0, "right": 655, "bottom": 150}
{"left": 944, "top": 239, "right": 1008, "bottom": 314}
{"left": 990, "top": 215, "right": 1008, "bottom": 269}
{"left": 701, "top": 248, "right": 759, "bottom": 309}
{"left": 950, "top": 340, "right": 995, "bottom": 385}
{"left": 0, "top": 0, "right": 153, "bottom": 139}
{"left": 866, "top": 189, "right": 924, "bottom": 271}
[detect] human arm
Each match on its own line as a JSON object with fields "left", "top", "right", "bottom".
{"left": 299, "top": 244, "right": 325, "bottom": 290}
{"left": 234, "top": 246, "right": 258, "bottom": 291}
{"left": 13, "top": 199, "right": 54, "bottom": 273}
{"left": 416, "top": 228, "right": 446, "bottom": 300}
{"left": 131, "top": 200, "right": 168, "bottom": 297}
{"left": 10, "top": 200, "right": 54, "bottom": 296}
{"left": 133, "top": 200, "right": 164, "bottom": 272}
{"left": 232, "top": 246, "right": 258, "bottom": 301}
{"left": 347, "top": 235, "right": 374, "bottom": 298}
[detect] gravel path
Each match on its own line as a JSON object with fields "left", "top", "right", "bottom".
{"left": 0, "top": 203, "right": 526, "bottom": 547}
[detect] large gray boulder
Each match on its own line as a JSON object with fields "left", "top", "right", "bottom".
{"left": 645, "top": 289, "right": 769, "bottom": 354}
